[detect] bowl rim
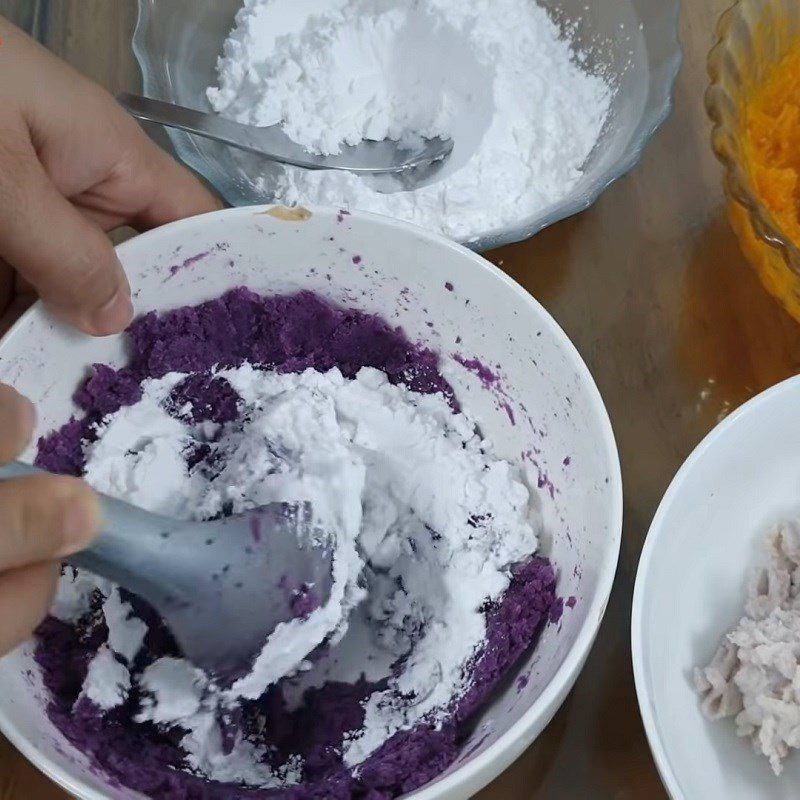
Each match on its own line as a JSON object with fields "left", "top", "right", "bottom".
{"left": 0, "top": 204, "right": 623, "bottom": 800}
{"left": 130, "top": 0, "right": 683, "bottom": 252}
{"left": 705, "top": 0, "right": 800, "bottom": 274}
{"left": 631, "top": 373, "right": 800, "bottom": 800}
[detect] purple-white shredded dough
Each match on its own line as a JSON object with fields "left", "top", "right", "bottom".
{"left": 34, "top": 288, "right": 561, "bottom": 799}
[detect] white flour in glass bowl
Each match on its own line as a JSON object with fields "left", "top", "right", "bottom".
{"left": 206, "top": 0, "right": 613, "bottom": 242}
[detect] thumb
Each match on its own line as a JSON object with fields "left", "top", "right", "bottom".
{"left": 0, "top": 130, "right": 133, "bottom": 336}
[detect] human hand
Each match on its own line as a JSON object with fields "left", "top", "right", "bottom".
{"left": 0, "top": 385, "right": 100, "bottom": 655}
{"left": 0, "top": 18, "right": 220, "bottom": 336}
{"left": 0, "top": 20, "right": 220, "bottom": 654}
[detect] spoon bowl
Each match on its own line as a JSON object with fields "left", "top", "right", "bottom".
{"left": 0, "top": 461, "right": 334, "bottom": 676}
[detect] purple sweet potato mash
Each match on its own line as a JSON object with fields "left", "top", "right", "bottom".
{"left": 34, "top": 288, "right": 560, "bottom": 799}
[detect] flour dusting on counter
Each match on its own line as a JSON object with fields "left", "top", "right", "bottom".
{"left": 207, "top": 0, "right": 612, "bottom": 241}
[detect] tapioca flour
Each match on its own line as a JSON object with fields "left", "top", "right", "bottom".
{"left": 61, "top": 364, "right": 541, "bottom": 777}
{"left": 207, "top": 0, "right": 613, "bottom": 241}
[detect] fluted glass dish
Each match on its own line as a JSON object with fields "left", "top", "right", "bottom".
{"left": 133, "top": 0, "right": 681, "bottom": 251}
{"left": 707, "top": 0, "right": 800, "bottom": 321}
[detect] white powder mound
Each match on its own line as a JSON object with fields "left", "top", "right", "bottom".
{"left": 207, "top": 0, "right": 612, "bottom": 242}
{"left": 58, "top": 365, "right": 540, "bottom": 785}
{"left": 82, "top": 369, "right": 366, "bottom": 701}
{"left": 80, "top": 646, "right": 131, "bottom": 710}
{"left": 695, "top": 522, "right": 800, "bottom": 775}
{"left": 102, "top": 589, "right": 148, "bottom": 664}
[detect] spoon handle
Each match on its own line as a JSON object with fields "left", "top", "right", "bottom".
{"left": 117, "top": 92, "right": 315, "bottom": 168}
{"left": 0, "top": 461, "right": 183, "bottom": 599}
{"left": 116, "top": 93, "right": 453, "bottom": 174}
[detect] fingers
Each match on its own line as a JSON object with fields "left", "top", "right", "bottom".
{"left": 0, "top": 380, "right": 100, "bottom": 571}
{"left": 115, "top": 128, "right": 223, "bottom": 231}
{"left": 0, "top": 379, "right": 100, "bottom": 656}
{"left": 0, "top": 126, "right": 133, "bottom": 336}
{"left": 0, "top": 474, "right": 100, "bottom": 571}
{"left": 0, "top": 264, "right": 36, "bottom": 336}
{"left": 0, "top": 561, "right": 59, "bottom": 655}
{"left": 0, "top": 384, "right": 35, "bottom": 463}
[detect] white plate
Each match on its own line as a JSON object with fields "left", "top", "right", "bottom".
{"left": 633, "top": 375, "right": 800, "bottom": 800}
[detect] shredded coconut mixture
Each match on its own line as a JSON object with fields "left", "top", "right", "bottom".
{"left": 207, "top": 0, "right": 612, "bottom": 241}
{"left": 695, "top": 522, "right": 800, "bottom": 774}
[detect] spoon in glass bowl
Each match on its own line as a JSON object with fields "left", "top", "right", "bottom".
{"left": 118, "top": 93, "right": 454, "bottom": 175}
{"left": 0, "top": 461, "right": 334, "bottom": 677}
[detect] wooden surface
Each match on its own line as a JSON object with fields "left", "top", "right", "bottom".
{"left": 2, "top": 0, "right": 797, "bottom": 797}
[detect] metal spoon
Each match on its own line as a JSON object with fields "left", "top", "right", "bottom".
{"left": 1, "top": 462, "right": 334, "bottom": 677}
{"left": 118, "top": 93, "right": 454, "bottom": 175}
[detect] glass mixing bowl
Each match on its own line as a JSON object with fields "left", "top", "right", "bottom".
{"left": 707, "top": 0, "right": 800, "bottom": 322}
{"left": 133, "top": 0, "right": 681, "bottom": 251}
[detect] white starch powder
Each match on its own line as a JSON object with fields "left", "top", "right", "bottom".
{"left": 56, "top": 365, "right": 541, "bottom": 786}
{"left": 207, "top": 0, "right": 612, "bottom": 242}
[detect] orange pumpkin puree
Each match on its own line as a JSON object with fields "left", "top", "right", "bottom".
{"left": 744, "top": 44, "right": 800, "bottom": 245}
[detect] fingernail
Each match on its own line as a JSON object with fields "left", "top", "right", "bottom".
{"left": 59, "top": 496, "right": 99, "bottom": 557}
{"left": 91, "top": 290, "right": 134, "bottom": 336}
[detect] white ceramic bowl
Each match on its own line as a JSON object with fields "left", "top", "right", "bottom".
{"left": 0, "top": 206, "right": 621, "bottom": 799}
{"left": 633, "top": 375, "right": 800, "bottom": 800}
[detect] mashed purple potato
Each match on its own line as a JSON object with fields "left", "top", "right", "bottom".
{"left": 34, "top": 288, "right": 560, "bottom": 799}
